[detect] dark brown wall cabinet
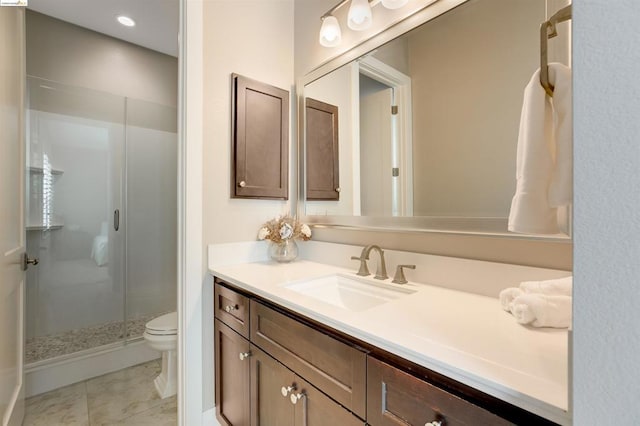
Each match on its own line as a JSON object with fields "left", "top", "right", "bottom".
{"left": 231, "top": 74, "right": 289, "bottom": 199}
{"left": 305, "top": 98, "right": 340, "bottom": 200}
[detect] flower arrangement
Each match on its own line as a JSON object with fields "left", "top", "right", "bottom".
{"left": 257, "top": 215, "right": 312, "bottom": 243}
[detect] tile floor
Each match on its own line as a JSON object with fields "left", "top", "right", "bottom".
{"left": 23, "top": 360, "right": 176, "bottom": 426}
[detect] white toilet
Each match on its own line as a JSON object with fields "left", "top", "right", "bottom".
{"left": 144, "top": 311, "right": 178, "bottom": 399}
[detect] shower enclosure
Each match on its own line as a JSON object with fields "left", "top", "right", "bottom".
{"left": 25, "top": 76, "right": 177, "bottom": 365}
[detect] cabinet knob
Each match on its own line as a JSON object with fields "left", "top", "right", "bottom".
{"left": 224, "top": 304, "right": 238, "bottom": 313}
{"left": 335, "top": 187, "right": 341, "bottom": 192}
{"left": 238, "top": 181, "right": 246, "bottom": 188}
{"left": 280, "top": 385, "right": 296, "bottom": 397}
{"left": 238, "top": 351, "right": 251, "bottom": 361}
{"left": 290, "top": 392, "right": 306, "bottom": 405}
{"left": 425, "top": 421, "right": 442, "bottom": 426}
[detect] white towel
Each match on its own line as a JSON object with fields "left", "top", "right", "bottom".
{"left": 510, "top": 294, "right": 572, "bottom": 328}
{"left": 508, "top": 63, "right": 572, "bottom": 234}
{"left": 499, "top": 287, "right": 523, "bottom": 311}
{"left": 91, "top": 235, "right": 109, "bottom": 267}
{"left": 520, "top": 276, "right": 572, "bottom": 296}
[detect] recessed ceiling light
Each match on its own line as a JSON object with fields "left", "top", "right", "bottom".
{"left": 117, "top": 16, "right": 136, "bottom": 27}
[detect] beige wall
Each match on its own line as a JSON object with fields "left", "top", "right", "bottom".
{"left": 201, "top": 0, "right": 294, "bottom": 412}
{"left": 409, "top": 0, "right": 543, "bottom": 217}
{"left": 26, "top": 11, "right": 178, "bottom": 107}
{"left": 202, "top": 0, "right": 294, "bottom": 246}
{"left": 295, "top": 0, "right": 572, "bottom": 270}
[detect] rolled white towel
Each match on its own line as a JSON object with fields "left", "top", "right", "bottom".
{"left": 519, "top": 276, "right": 572, "bottom": 296}
{"left": 499, "top": 287, "right": 523, "bottom": 311}
{"left": 510, "top": 294, "right": 572, "bottom": 328}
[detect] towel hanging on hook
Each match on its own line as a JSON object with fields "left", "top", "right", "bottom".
{"left": 540, "top": 4, "right": 572, "bottom": 97}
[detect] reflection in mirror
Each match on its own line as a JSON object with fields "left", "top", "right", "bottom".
{"left": 302, "top": 0, "right": 568, "bottom": 236}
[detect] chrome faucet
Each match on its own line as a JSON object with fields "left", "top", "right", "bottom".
{"left": 350, "top": 245, "right": 388, "bottom": 280}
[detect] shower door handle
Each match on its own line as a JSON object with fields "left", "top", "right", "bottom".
{"left": 114, "top": 209, "right": 120, "bottom": 231}
{"left": 22, "top": 253, "right": 39, "bottom": 271}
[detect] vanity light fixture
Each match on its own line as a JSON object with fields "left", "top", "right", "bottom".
{"left": 117, "top": 15, "right": 136, "bottom": 27}
{"left": 319, "top": 0, "right": 411, "bottom": 47}
{"left": 319, "top": 16, "right": 343, "bottom": 47}
{"left": 347, "top": 0, "right": 373, "bottom": 30}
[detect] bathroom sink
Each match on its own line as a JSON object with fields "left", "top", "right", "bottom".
{"left": 283, "top": 273, "right": 415, "bottom": 312}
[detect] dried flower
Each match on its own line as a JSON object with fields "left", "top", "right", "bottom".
{"left": 257, "top": 227, "right": 270, "bottom": 240}
{"left": 257, "top": 215, "right": 312, "bottom": 243}
{"left": 279, "top": 223, "right": 294, "bottom": 240}
{"left": 301, "top": 224, "right": 312, "bottom": 239}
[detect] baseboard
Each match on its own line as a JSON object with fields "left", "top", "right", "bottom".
{"left": 25, "top": 340, "right": 160, "bottom": 397}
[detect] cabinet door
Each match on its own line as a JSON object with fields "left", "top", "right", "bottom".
{"left": 231, "top": 73, "right": 289, "bottom": 199}
{"left": 367, "top": 357, "right": 512, "bottom": 426}
{"left": 215, "top": 320, "right": 251, "bottom": 426}
{"left": 250, "top": 345, "right": 295, "bottom": 426}
{"left": 293, "top": 375, "right": 364, "bottom": 426}
{"left": 305, "top": 97, "right": 340, "bottom": 200}
{"left": 250, "top": 300, "right": 366, "bottom": 418}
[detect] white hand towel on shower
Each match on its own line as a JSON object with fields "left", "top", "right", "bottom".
{"left": 510, "top": 293, "right": 572, "bottom": 328}
{"left": 508, "top": 63, "right": 572, "bottom": 234}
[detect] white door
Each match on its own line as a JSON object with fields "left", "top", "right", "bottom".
{"left": 360, "top": 88, "right": 394, "bottom": 216}
{"left": 0, "top": 6, "right": 26, "bottom": 426}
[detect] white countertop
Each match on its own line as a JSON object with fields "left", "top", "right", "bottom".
{"left": 210, "top": 259, "right": 569, "bottom": 425}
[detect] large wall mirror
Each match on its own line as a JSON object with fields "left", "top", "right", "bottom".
{"left": 298, "top": 0, "right": 571, "bottom": 239}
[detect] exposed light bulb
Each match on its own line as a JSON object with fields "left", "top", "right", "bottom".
{"left": 117, "top": 15, "right": 136, "bottom": 27}
{"left": 381, "top": 0, "right": 409, "bottom": 9}
{"left": 347, "top": 0, "right": 372, "bottom": 31}
{"left": 319, "top": 16, "right": 342, "bottom": 47}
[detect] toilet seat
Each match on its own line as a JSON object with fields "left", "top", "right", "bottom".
{"left": 145, "top": 312, "right": 177, "bottom": 336}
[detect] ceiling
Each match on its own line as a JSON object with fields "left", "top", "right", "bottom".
{"left": 27, "top": 0, "right": 179, "bottom": 57}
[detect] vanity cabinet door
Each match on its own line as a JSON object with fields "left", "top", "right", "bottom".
{"left": 250, "top": 300, "right": 367, "bottom": 419}
{"left": 215, "top": 320, "right": 251, "bottom": 426}
{"left": 250, "top": 345, "right": 295, "bottom": 426}
{"left": 294, "top": 375, "right": 364, "bottom": 426}
{"left": 367, "top": 357, "right": 513, "bottom": 426}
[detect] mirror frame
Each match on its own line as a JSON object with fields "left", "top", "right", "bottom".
{"left": 296, "top": 0, "right": 571, "bottom": 242}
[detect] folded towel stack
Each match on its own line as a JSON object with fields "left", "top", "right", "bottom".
{"left": 499, "top": 276, "right": 572, "bottom": 328}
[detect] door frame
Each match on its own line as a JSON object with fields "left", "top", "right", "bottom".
{"left": 177, "top": 0, "right": 206, "bottom": 424}
{"left": 357, "top": 56, "right": 413, "bottom": 216}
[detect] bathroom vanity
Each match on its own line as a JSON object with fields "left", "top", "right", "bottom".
{"left": 210, "top": 244, "right": 571, "bottom": 426}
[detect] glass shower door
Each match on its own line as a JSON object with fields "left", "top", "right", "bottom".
{"left": 124, "top": 98, "right": 177, "bottom": 338}
{"left": 25, "top": 77, "right": 126, "bottom": 363}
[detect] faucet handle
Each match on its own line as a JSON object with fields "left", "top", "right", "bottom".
{"left": 350, "top": 256, "right": 370, "bottom": 276}
{"left": 392, "top": 264, "right": 416, "bottom": 284}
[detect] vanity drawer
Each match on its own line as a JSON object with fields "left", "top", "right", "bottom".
{"left": 367, "top": 357, "right": 513, "bottom": 426}
{"left": 215, "top": 282, "right": 249, "bottom": 338}
{"left": 250, "top": 300, "right": 367, "bottom": 419}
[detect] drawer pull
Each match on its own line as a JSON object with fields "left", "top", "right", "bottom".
{"left": 239, "top": 351, "right": 252, "bottom": 361}
{"left": 225, "top": 304, "right": 238, "bottom": 313}
{"left": 290, "top": 392, "right": 306, "bottom": 405}
{"left": 425, "top": 421, "right": 442, "bottom": 426}
{"left": 281, "top": 385, "right": 296, "bottom": 397}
